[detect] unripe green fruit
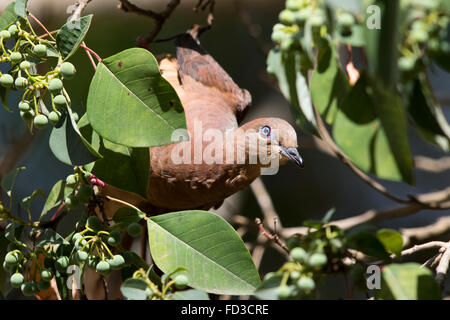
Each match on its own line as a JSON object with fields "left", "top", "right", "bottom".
{"left": 8, "top": 24, "right": 18, "bottom": 35}
{"left": 127, "top": 222, "right": 142, "bottom": 238}
{"left": 76, "top": 250, "right": 89, "bottom": 262}
{"left": 20, "top": 109, "right": 35, "bottom": 120}
{"left": 10, "top": 273, "right": 24, "bottom": 288}
{"left": 10, "top": 52, "right": 22, "bottom": 63}
{"left": 145, "top": 287, "right": 154, "bottom": 298}
{"left": 337, "top": 13, "right": 355, "bottom": 28}
{"left": 290, "top": 271, "right": 301, "bottom": 280}
{"left": 48, "top": 78, "right": 63, "bottom": 94}
{"left": 277, "top": 285, "right": 293, "bottom": 299}
{"left": 87, "top": 215, "right": 102, "bottom": 231}
{"left": 21, "top": 282, "right": 37, "bottom": 296}
{"left": 40, "top": 269, "right": 53, "bottom": 282}
{"left": 290, "top": 247, "right": 308, "bottom": 262}
{"left": 56, "top": 256, "right": 70, "bottom": 272}
{"left": 65, "top": 195, "right": 79, "bottom": 210}
{"left": 19, "top": 61, "right": 31, "bottom": 70}
{"left": 15, "top": 77, "right": 28, "bottom": 90}
{"left": 87, "top": 255, "right": 99, "bottom": 269}
{"left": 48, "top": 111, "right": 61, "bottom": 125}
{"left": 309, "top": 13, "right": 326, "bottom": 27}
{"left": 107, "top": 230, "right": 122, "bottom": 247}
{"left": 66, "top": 174, "right": 77, "bottom": 186}
{"left": 108, "top": 254, "right": 125, "bottom": 270}
{"left": 308, "top": 253, "right": 327, "bottom": 268}
{"left": 72, "top": 112, "right": 79, "bottom": 122}
{"left": 286, "top": 0, "right": 302, "bottom": 10}
{"left": 19, "top": 101, "right": 30, "bottom": 111}
{"left": 398, "top": 56, "right": 416, "bottom": 71}
{"left": 297, "top": 277, "right": 315, "bottom": 291}
{"left": 174, "top": 275, "right": 189, "bottom": 290}
{"left": 72, "top": 232, "right": 82, "bottom": 244}
{"left": 37, "top": 279, "right": 50, "bottom": 291}
{"left": 53, "top": 94, "right": 67, "bottom": 107}
{"left": 295, "top": 8, "right": 310, "bottom": 24}
{"left": 96, "top": 260, "right": 111, "bottom": 275}
{"left": 411, "top": 29, "right": 428, "bottom": 43}
{"left": 5, "top": 252, "right": 19, "bottom": 266}
{"left": 60, "top": 62, "right": 76, "bottom": 80}
{"left": 271, "top": 30, "right": 286, "bottom": 43}
{"left": 3, "top": 261, "right": 15, "bottom": 273}
{"left": 279, "top": 10, "right": 296, "bottom": 25}
{"left": 0, "top": 30, "right": 11, "bottom": 40}
{"left": 77, "top": 185, "right": 93, "bottom": 203}
{"left": 0, "top": 74, "right": 14, "bottom": 88}
{"left": 33, "top": 115, "right": 48, "bottom": 130}
{"left": 33, "top": 44, "right": 47, "bottom": 57}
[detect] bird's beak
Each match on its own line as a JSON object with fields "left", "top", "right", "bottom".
{"left": 281, "top": 147, "right": 304, "bottom": 168}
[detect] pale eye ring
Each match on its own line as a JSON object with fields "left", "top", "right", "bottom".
{"left": 259, "top": 125, "right": 272, "bottom": 137}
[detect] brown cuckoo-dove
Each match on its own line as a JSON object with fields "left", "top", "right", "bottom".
{"left": 101, "top": 31, "right": 303, "bottom": 217}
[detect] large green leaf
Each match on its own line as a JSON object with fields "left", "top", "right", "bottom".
{"left": 79, "top": 115, "right": 150, "bottom": 199}
{"left": 35, "top": 229, "right": 68, "bottom": 247}
{"left": 14, "top": 0, "right": 28, "bottom": 18}
{"left": 0, "top": 3, "right": 18, "bottom": 30}
{"left": 87, "top": 48, "right": 186, "bottom": 148}
{"left": 267, "top": 48, "right": 318, "bottom": 135}
{"left": 56, "top": 14, "right": 93, "bottom": 60}
{"left": 310, "top": 42, "right": 349, "bottom": 124}
{"left": 172, "top": 289, "right": 210, "bottom": 300}
{"left": 147, "top": 210, "right": 261, "bottom": 295}
{"left": 113, "top": 207, "right": 146, "bottom": 227}
{"left": 347, "top": 227, "right": 390, "bottom": 260}
{"left": 120, "top": 278, "right": 148, "bottom": 300}
{"left": 40, "top": 180, "right": 67, "bottom": 220}
{"left": 375, "top": 263, "right": 441, "bottom": 300}
{"left": 376, "top": 229, "right": 403, "bottom": 258}
{"left": 49, "top": 109, "right": 100, "bottom": 166}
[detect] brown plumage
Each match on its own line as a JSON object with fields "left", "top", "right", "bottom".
{"left": 101, "top": 31, "right": 303, "bottom": 217}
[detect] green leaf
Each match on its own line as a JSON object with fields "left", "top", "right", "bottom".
{"left": 147, "top": 210, "right": 261, "bottom": 295}
{"left": 49, "top": 109, "right": 100, "bottom": 166}
{"left": 120, "top": 278, "right": 148, "bottom": 300}
{"left": 35, "top": 229, "right": 69, "bottom": 247}
{"left": 14, "top": 0, "right": 28, "bottom": 18}
{"left": 87, "top": 48, "right": 186, "bottom": 148}
{"left": 310, "top": 42, "right": 349, "bottom": 124}
{"left": 376, "top": 229, "right": 403, "bottom": 258}
{"left": 335, "top": 24, "right": 366, "bottom": 46}
{"left": 347, "top": 229, "right": 390, "bottom": 260}
{"left": 375, "top": 263, "right": 441, "bottom": 300}
{"left": 172, "top": 289, "right": 210, "bottom": 300}
{"left": 56, "top": 14, "right": 93, "bottom": 60}
{"left": 1, "top": 166, "right": 25, "bottom": 200}
{"left": 21, "top": 189, "right": 45, "bottom": 212}
{"left": 40, "top": 180, "right": 66, "bottom": 220}
{"left": 79, "top": 115, "right": 149, "bottom": 198}
{"left": 253, "top": 274, "right": 283, "bottom": 300}
{"left": 113, "top": 207, "right": 146, "bottom": 227}
{"left": 0, "top": 3, "right": 18, "bottom": 30}
{"left": 322, "top": 207, "right": 336, "bottom": 223}
{"left": 0, "top": 233, "right": 12, "bottom": 297}
{"left": 267, "top": 48, "right": 318, "bottom": 135}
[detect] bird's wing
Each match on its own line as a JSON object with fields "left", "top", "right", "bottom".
{"left": 175, "top": 33, "right": 252, "bottom": 124}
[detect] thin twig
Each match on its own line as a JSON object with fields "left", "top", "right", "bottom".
{"left": 70, "top": 0, "right": 92, "bottom": 22}
{"left": 255, "top": 218, "right": 289, "bottom": 254}
{"left": 401, "top": 241, "right": 448, "bottom": 256}
{"left": 435, "top": 244, "right": 450, "bottom": 286}
{"left": 415, "top": 156, "right": 450, "bottom": 173}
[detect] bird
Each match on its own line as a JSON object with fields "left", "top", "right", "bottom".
{"left": 100, "top": 29, "right": 303, "bottom": 218}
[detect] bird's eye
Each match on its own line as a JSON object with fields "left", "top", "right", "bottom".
{"left": 259, "top": 125, "right": 272, "bottom": 137}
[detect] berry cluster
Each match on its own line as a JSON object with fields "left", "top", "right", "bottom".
{"left": 0, "top": 19, "right": 76, "bottom": 131}
{"left": 64, "top": 168, "right": 95, "bottom": 210}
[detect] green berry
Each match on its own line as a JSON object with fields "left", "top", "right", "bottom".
{"left": 20, "top": 109, "right": 35, "bottom": 120}
{"left": 290, "top": 271, "right": 301, "bottom": 280}
{"left": 37, "top": 279, "right": 50, "bottom": 291}
{"left": 48, "top": 78, "right": 63, "bottom": 94}
{"left": 174, "top": 275, "right": 189, "bottom": 290}
{"left": 87, "top": 255, "right": 99, "bottom": 269}
{"left": 96, "top": 261, "right": 111, "bottom": 275}
{"left": 53, "top": 94, "right": 67, "bottom": 107}
{"left": 411, "top": 29, "right": 428, "bottom": 43}
{"left": 48, "top": 111, "right": 61, "bottom": 125}
{"left": 3, "top": 261, "right": 15, "bottom": 273}
{"left": 107, "top": 230, "right": 122, "bottom": 247}
{"left": 66, "top": 174, "right": 77, "bottom": 186}
{"left": 0, "top": 30, "right": 11, "bottom": 40}
{"left": 295, "top": 8, "right": 311, "bottom": 24}
{"left": 277, "top": 285, "right": 293, "bottom": 299}
{"left": 77, "top": 185, "right": 93, "bottom": 203}
{"left": 33, "top": 44, "right": 47, "bottom": 57}
{"left": 297, "top": 277, "right": 315, "bottom": 291}
{"left": 398, "top": 56, "right": 416, "bottom": 71}
{"left": 8, "top": 25, "right": 18, "bottom": 35}
{"left": 72, "top": 112, "right": 79, "bottom": 122}
{"left": 72, "top": 233, "right": 82, "bottom": 244}
{"left": 21, "top": 282, "right": 37, "bottom": 296}
{"left": 286, "top": 0, "right": 302, "bottom": 11}
{"left": 290, "top": 247, "right": 308, "bottom": 262}
{"left": 76, "top": 250, "right": 89, "bottom": 262}
{"left": 5, "top": 252, "right": 19, "bottom": 266}
{"left": 108, "top": 254, "right": 125, "bottom": 270}
{"left": 55, "top": 256, "right": 70, "bottom": 272}
{"left": 279, "top": 10, "right": 296, "bottom": 25}
{"left": 10, "top": 52, "right": 22, "bottom": 63}
{"left": 40, "top": 269, "right": 53, "bottom": 282}
{"left": 145, "top": 287, "right": 154, "bottom": 298}
{"left": 309, "top": 13, "right": 326, "bottom": 27}
{"left": 271, "top": 30, "right": 286, "bottom": 43}
{"left": 10, "top": 273, "right": 24, "bottom": 288}
{"left": 308, "top": 253, "right": 327, "bottom": 268}
{"left": 19, "top": 61, "right": 31, "bottom": 71}
{"left": 19, "top": 101, "right": 30, "bottom": 111}
{"left": 337, "top": 13, "right": 355, "bottom": 28}
{"left": 15, "top": 77, "right": 28, "bottom": 90}
{"left": 60, "top": 62, "right": 76, "bottom": 80}
{"left": 87, "top": 216, "right": 102, "bottom": 231}
{"left": 65, "top": 195, "right": 79, "bottom": 210}
{"left": 127, "top": 222, "right": 142, "bottom": 238}
{"left": 0, "top": 74, "right": 14, "bottom": 88}
{"left": 33, "top": 115, "right": 48, "bottom": 130}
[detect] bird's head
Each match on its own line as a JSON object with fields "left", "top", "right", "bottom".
{"left": 237, "top": 118, "right": 304, "bottom": 168}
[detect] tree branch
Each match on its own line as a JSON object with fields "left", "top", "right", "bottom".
{"left": 70, "top": 0, "right": 92, "bottom": 22}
